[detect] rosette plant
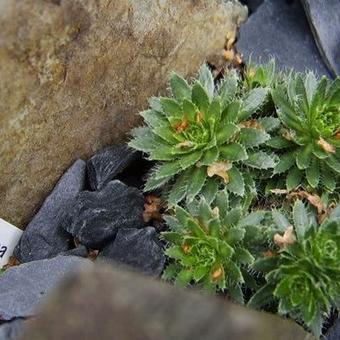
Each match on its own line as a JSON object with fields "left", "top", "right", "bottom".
{"left": 269, "top": 73, "right": 340, "bottom": 192}
{"left": 243, "top": 58, "right": 279, "bottom": 90}
{"left": 162, "top": 190, "right": 266, "bottom": 302}
{"left": 248, "top": 201, "right": 340, "bottom": 338}
{"left": 129, "top": 65, "right": 277, "bottom": 205}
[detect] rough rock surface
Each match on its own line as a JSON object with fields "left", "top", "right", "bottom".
{"left": 87, "top": 145, "right": 139, "bottom": 191}
{"left": 13, "top": 160, "right": 86, "bottom": 263}
{"left": 301, "top": 0, "right": 340, "bottom": 76}
{"left": 0, "top": 256, "right": 92, "bottom": 320}
{"left": 237, "top": 0, "right": 330, "bottom": 76}
{"left": 62, "top": 180, "right": 145, "bottom": 249}
{"left": 20, "top": 264, "right": 313, "bottom": 340}
{"left": 0, "top": 0, "right": 247, "bottom": 229}
{"left": 99, "top": 227, "right": 165, "bottom": 276}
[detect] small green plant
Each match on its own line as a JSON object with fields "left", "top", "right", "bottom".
{"left": 128, "top": 60, "right": 340, "bottom": 338}
{"left": 243, "top": 58, "right": 280, "bottom": 90}
{"left": 162, "top": 191, "right": 266, "bottom": 302}
{"left": 270, "top": 73, "right": 340, "bottom": 192}
{"left": 248, "top": 201, "right": 340, "bottom": 338}
{"left": 129, "top": 65, "right": 277, "bottom": 204}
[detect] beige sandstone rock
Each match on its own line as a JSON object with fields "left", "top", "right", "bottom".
{"left": 0, "top": 0, "right": 247, "bottom": 228}
{"left": 20, "top": 264, "right": 313, "bottom": 340}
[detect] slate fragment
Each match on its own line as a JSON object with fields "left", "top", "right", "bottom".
{"left": 60, "top": 245, "right": 89, "bottom": 258}
{"left": 0, "top": 319, "right": 24, "bottom": 340}
{"left": 14, "top": 160, "right": 86, "bottom": 263}
{"left": 326, "top": 317, "right": 340, "bottom": 340}
{"left": 87, "top": 145, "right": 140, "bottom": 191}
{"left": 301, "top": 0, "right": 340, "bottom": 76}
{"left": 99, "top": 227, "right": 165, "bottom": 276}
{"left": 0, "top": 256, "right": 92, "bottom": 320}
{"left": 240, "top": 0, "right": 264, "bottom": 14}
{"left": 63, "top": 180, "right": 145, "bottom": 249}
{"left": 237, "top": 0, "right": 330, "bottom": 76}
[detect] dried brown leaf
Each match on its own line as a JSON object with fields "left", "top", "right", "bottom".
{"left": 143, "top": 195, "right": 164, "bottom": 223}
{"left": 207, "top": 162, "right": 232, "bottom": 183}
{"left": 317, "top": 137, "right": 335, "bottom": 153}
{"left": 88, "top": 249, "right": 99, "bottom": 261}
{"left": 287, "top": 191, "right": 329, "bottom": 223}
{"left": 274, "top": 225, "right": 296, "bottom": 249}
{"left": 211, "top": 266, "right": 224, "bottom": 282}
{"left": 240, "top": 119, "right": 263, "bottom": 130}
{"left": 174, "top": 119, "right": 189, "bottom": 133}
{"left": 2, "top": 256, "right": 21, "bottom": 270}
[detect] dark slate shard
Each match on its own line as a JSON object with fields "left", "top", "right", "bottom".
{"left": 14, "top": 160, "right": 86, "bottom": 263}
{"left": 116, "top": 157, "right": 154, "bottom": 189}
{"left": 60, "top": 245, "right": 88, "bottom": 258}
{"left": 99, "top": 227, "right": 165, "bottom": 276}
{"left": 240, "top": 0, "right": 264, "bottom": 14}
{"left": 0, "top": 319, "right": 25, "bottom": 340}
{"left": 301, "top": 0, "right": 340, "bottom": 77}
{"left": 63, "top": 180, "right": 145, "bottom": 249}
{"left": 237, "top": 0, "right": 330, "bottom": 77}
{"left": 326, "top": 317, "right": 340, "bottom": 340}
{"left": 87, "top": 145, "right": 140, "bottom": 191}
{"left": 0, "top": 256, "right": 92, "bottom": 320}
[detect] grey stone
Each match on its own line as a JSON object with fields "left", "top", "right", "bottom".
{"left": 0, "top": 256, "right": 92, "bottom": 320}
{"left": 326, "top": 317, "right": 340, "bottom": 340}
{"left": 99, "top": 227, "right": 165, "bottom": 276}
{"left": 237, "top": 0, "right": 330, "bottom": 76}
{"left": 87, "top": 145, "right": 140, "bottom": 191}
{"left": 240, "top": 0, "right": 264, "bottom": 14}
{"left": 62, "top": 180, "right": 145, "bottom": 249}
{"left": 60, "top": 245, "right": 88, "bottom": 258}
{"left": 20, "top": 264, "right": 313, "bottom": 340}
{"left": 301, "top": 0, "right": 340, "bottom": 77}
{"left": 14, "top": 160, "right": 86, "bottom": 263}
{"left": 0, "top": 319, "right": 24, "bottom": 340}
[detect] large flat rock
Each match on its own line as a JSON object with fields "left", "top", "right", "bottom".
{"left": 0, "top": 0, "right": 247, "bottom": 228}
{"left": 20, "top": 264, "right": 313, "bottom": 340}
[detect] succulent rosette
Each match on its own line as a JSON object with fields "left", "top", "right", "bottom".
{"left": 269, "top": 73, "right": 340, "bottom": 192}
{"left": 129, "top": 64, "right": 276, "bottom": 204}
{"left": 162, "top": 190, "right": 266, "bottom": 301}
{"left": 249, "top": 201, "right": 340, "bottom": 338}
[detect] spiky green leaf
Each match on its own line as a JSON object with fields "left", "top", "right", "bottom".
{"left": 227, "top": 167, "right": 245, "bottom": 196}
{"left": 219, "top": 143, "right": 248, "bottom": 161}
{"left": 170, "top": 73, "right": 191, "bottom": 101}
{"left": 198, "top": 64, "right": 214, "bottom": 99}
{"left": 286, "top": 167, "right": 303, "bottom": 191}
{"left": 244, "top": 151, "right": 276, "bottom": 169}
{"left": 192, "top": 82, "right": 210, "bottom": 112}
{"left": 239, "top": 87, "right": 268, "bottom": 121}
{"left": 239, "top": 128, "right": 270, "bottom": 148}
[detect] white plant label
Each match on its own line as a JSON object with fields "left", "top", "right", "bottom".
{"left": 0, "top": 218, "right": 23, "bottom": 267}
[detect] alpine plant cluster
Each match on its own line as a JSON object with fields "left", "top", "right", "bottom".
{"left": 129, "top": 61, "right": 340, "bottom": 338}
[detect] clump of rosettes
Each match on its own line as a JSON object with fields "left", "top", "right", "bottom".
{"left": 129, "top": 64, "right": 276, "bottom": 204}
{"left": 162, "top": 190, "right": 267, "bottom": 301}
{"left": 249, "top": 200, "right": 340, "bottom": 338}
{"left": 269, "top": 73, "right": 340, "bottom": 192}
